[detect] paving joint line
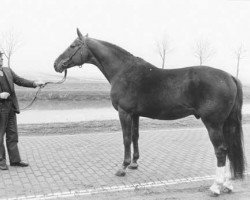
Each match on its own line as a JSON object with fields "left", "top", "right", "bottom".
{"left": 2, "top": 173, "right": 249, "bottom": 200}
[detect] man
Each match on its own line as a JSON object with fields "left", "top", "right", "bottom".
{"left": 0, "top": 51, "right": 44, "bottom": 170}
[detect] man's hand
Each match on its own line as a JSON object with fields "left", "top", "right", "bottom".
{"left": 0, "top": 92, "right": 10, "bottom": 99}
{"left": 34, "top": 80, "right": 45, "bottom": 88}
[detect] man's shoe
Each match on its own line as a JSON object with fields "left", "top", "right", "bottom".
{"left": 0, "top": 164, "right": 8, "bottom": 170}
{"left": 10, "top": 161, "right": 29, "bottom": 167}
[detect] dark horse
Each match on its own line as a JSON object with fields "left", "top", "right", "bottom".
{"left": 54, "top": 29, "right": 245, "bottom": 196}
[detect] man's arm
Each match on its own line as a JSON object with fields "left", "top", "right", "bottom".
{"left": 11, "top": 69, "right": 44, "bottom": 88}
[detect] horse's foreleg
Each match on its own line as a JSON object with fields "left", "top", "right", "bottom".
{"left": 115, "top": 107, "right": 132, "bottom": 177}
{"left": 204, "top": 123, "right": 227, "bottom": 196}
{"left": 128, "top": 115, "right": 139, "bottom": 170}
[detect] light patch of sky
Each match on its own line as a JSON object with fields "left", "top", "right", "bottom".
{"left": 0, "top": 0, "right": 250, "bottom": 84}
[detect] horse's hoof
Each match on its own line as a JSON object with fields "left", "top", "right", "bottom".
{"left": 209, "top": 191, "right": 220, "bottom": 197}
{"left": 223, "top": 182, "right": 233, "bottom": 193}
{"left": 209, "top": 184, "right": 220, "bottom": 197}
{"left": 222, "top": 187, "right": 232, "bottom": 194}
{"left": 115, "top": 169, "right": 126, "bottom": 177}
{"left": 128, "top": 163, "right": 138, "bottom": 170}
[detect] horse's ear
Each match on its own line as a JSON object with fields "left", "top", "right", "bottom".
{"left": 77, "top": 28, "right": 83, "bottom": 40}
{"left": 85, "top": 33, "right": 89, "bottom": 37}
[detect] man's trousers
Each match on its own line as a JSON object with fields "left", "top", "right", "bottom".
{"left": 0, "top": 101, "right": 21, "bottom": 165}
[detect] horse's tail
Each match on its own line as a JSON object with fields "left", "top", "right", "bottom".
{"left": 223, "top": 77, "right": 245, "bottom": 179}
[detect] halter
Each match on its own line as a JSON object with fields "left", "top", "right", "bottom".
{"left": 62, "top": 37, "right": 109, "bottom": 81}
{"left": 61, "top": 39, "right": 85, "bottom": 69}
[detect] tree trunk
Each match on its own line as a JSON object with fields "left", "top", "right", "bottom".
{"left": 236, "top": 58, "right": 240, "bottom": 78}
{"left": 199, "top": 57, "right": 202, "bottom": 65}
{"left": 162, "top": 54, "right": 165, "bottom": 69}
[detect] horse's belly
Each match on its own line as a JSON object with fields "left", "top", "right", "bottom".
{"left": 139, "top": 105, "right": 194, "bottom": 120}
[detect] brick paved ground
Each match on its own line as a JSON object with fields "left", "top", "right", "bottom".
{"left": 0, "top": 125, "right": 249, "bottom": 199}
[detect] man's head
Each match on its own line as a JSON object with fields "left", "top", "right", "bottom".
{"left": 0, "top": 51, "right": 3, "bottom": 67}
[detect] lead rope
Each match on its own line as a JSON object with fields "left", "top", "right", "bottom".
{"left": 20, "top": 70, "right": 67, "bottom": 111}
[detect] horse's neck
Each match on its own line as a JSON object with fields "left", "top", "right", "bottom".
{"left": 86, "top": 39, "right": 133, "bottom": 83}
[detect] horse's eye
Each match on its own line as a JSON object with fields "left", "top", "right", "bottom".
{"left": 70, "top": 44, "right": 76, "bottom": 48}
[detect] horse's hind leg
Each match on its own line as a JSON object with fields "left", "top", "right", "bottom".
{"left": 222, "top": 158, "right": 233, "bottom": 193}
{"left": 115, "top": 107, "right": 132, "bottom": 177}
{"left": 203, "top": 121, "right": 227, "bottom": 196}
{"left": 128, "top": 115, "right": 139, "bottom": 169}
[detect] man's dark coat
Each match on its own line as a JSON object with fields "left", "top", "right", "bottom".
{"left": 2, "top": 67, "right": 36, "bottom": 113}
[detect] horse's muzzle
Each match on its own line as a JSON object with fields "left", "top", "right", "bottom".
{"left": 54, "top": 61, "right": 63, "bottom": 73}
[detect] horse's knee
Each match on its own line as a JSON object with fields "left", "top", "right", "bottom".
{"left": 123, "top": 137, "right": 132, "bottom": 146}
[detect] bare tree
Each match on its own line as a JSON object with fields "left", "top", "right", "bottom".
{"left": 0, "top": 31, "right": 22, "bottom": 67}
{"left": 194, "top": 39, "right": 215, "bottom": 65}
{"left": 234, "top": 44, "right": 246, "bottom": 78}
{"left": 156, "top": 36, "right": 172, "bottom": 69}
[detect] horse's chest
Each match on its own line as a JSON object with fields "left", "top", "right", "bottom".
{"left": 110, "top": 87, "right": 137, "bottom": 110}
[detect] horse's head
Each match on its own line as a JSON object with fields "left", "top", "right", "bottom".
{"left": 54, "top": 28, "right": 90, "bottom": 73}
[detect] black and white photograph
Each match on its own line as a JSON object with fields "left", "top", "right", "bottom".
{"left": 0, "top": 0, "right": 249, "bottom": 199}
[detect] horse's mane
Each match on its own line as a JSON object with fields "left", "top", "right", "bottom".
{"left": 98, "top": 40, "right": 155, "bottom": 68}
{"left": 98, "top": 40, "right": 133, "bottom": 57}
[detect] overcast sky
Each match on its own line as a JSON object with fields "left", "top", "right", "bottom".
{"left": 0, "top": 0, "right": 250, "bottom": 84}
